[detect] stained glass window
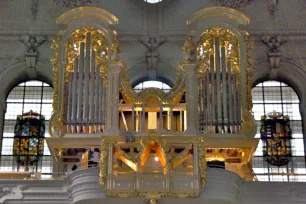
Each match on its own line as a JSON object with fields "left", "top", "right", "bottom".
{"left": 252, "top": 81, "right": 305, "bottom": 182}
{"left": 0, "top": 80, "right": 53, "bottom": 177}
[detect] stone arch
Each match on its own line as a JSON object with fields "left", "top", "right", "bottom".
{"left": 0, "top": 60, "right": 53, "bottom": 110}
{"left": 252, "top": 60, "right": 306, "bottom": 103}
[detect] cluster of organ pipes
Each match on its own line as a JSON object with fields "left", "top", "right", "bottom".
{"left": 199, "top": 37, "right": 241, "bottom": 133}
{"left": 65, "top": 32, "right": 106, "bottom": 133}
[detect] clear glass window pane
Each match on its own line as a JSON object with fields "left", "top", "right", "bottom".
{"left": 1, "top": 80, "right": 54, "bottom": 174}
{"left": 251, "top": 80, "right": 304, "bottom": 182}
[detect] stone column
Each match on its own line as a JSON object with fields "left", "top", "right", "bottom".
{"left": 183, "top": 63, "right": 198, "bottom": 135}
{"left": 106, "top": 62, "right": 122, "bottom": 135}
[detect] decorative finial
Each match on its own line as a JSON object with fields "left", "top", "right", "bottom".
{"left": 111, "top": 33, "right": 121, "bottom": 62}
{"left": 183, "top": 36, "right": 195, "bottom": 63}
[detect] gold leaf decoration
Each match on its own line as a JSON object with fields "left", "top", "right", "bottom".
{"left": 197, "top": 28, "right": 239, "bottom": 76}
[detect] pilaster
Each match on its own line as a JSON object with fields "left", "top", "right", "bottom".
{"left": 183, "top": 63, "right": 198, "bottom": 135}
{"left": 106, "top": 62, "right": 122, "bottom": 136}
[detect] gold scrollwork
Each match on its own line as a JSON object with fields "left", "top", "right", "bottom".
{"left": 183, "top": 36, "right": 195, "bottom": 63}
{"left": 241, "top": 110, "right": 257, "bottom": 138}
{"left": 197, "top": 28, "right": 239, "bottom": 76}
{"left": 195, "top": 137, "right": 206, "bottom": 188}
{"left": 100, "top": 137, "right": 111, "bottom": 186}
{"left": 50, "top": 35, "right": 61, "bottom": 111}
{"left": 65, "top": 28, "right": 109, "bottom": 84}
{"left": 120, "top": 64, "right": 185, "bottom": 104}
{"left": 245, "top": 35, "right": 255, "bottom": 111}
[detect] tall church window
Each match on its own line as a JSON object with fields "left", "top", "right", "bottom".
{"left": 0, "top": 80, "right": 53, "bottom": 177}
{"left": 252, "top": 81, "right": 305, "bottom": 181}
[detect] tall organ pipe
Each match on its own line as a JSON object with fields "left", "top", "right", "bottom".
{"left": 71, "top": 58, "right": 78, "bottom": 124}
{"left": 227, "top": 62, "right": 233, "bottom": 132}
{"left": 89, "top": 50, "right": 96, "bottom": 123}
{"left": 66, "top": 73, "right": 73, "bottom": 132}
{"left": 77, "top": 42, "right": 85, "bottom": 124}
{"left": 98, "top": 76, "right": 103, "bottom": 124}
{"left": 206, "top": 71, "right": 210, "bottom": 131}
{"left": 83, "top": 32, "right": 91, "bottom": 123}
{"left": 233, "top": 76, "right": 237, "bottom": 133}
{"left": 94, "top": 61, "right": 100, "bottom": 124}
{"left": 215, "top": 38, "right": 222, "bottom": 129}
{"left": 221, "top": 47, "right": 227, "bottom": 130}
{"left": 210, "top": 55, "right": 215, "bottom": 126}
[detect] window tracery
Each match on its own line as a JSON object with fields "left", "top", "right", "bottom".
{"left": 252, "top": 81, "right": 305, "bottom": 181}
{"left": 0, "top": 80, "right": 53, "bottom": 177}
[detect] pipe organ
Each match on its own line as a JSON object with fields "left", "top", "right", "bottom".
{"left": 198, "top": 28, "right": 242, "bottom": 134}
{"left": 65, "top": 32, "right": 106, "bottom": 134}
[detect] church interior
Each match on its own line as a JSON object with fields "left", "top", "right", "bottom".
{"left": 0, "top": 0, "right": 306, "bottom": 203}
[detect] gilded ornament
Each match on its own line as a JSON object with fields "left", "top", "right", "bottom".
{"left": 245, "top": 36, "right": 255, "bottom": 111}
{"left": 183, "top": 36, "right": 195, "bottom": 63}
{"left": 53, "top": 112, "right": 64, "bottom": 130}
{"left": 241, "top": 110, "right": 257, "bottom": 138}
{"left": 111, "top": 33, "right": 121, "bottom": 56}
{"left": 195, "top": 137, "right": 206, "bottom": 188}
{"left": 65, "top": 28, "right": 108, "bottom": 83}
{"left": 99, "top": 137, "right": 115, "bottom": 186}
{"left": 50, "top": 35, "right": 61, "bottom": 112}
{"left": 119, "top": 64, "right": 185, "bottom": 104}
{"left": 197, "top": 28, "right": 239, "bottom": 75}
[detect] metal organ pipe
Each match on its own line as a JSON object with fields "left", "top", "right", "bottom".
{"left": 77, "top": 42, "right": 84, "bottom": 127}
{"left": 210, "top": 54, "right": 215, "bottom": 127}
{"left": 227, "top": 62, "right": 233, "bottom": 132}
{"left": 206, "top": 71, "right": 210, "bottom": 131}
{"left": 66, "top": 73, "right": 73, "bottom": 132}
{"left": 94, "top": 57, "right": 100, "bottom": 124}
{"left": 233, "top": 76, "right": 237, "bottom": 133}
{"left": 83, "top": 33, "right": 91, "bottom": 127}
{"left": 221, "top": 46, "right": 227, "bottom": 131}
{"left": 71, "top": 58, "right": 78, "bottom": 124}
{"left": 215, "top": 38, "right": 222, "bottom": 131}
{"left": 65, "top": 32, "right": 106, "bottom": 134}
{"left": 89, "top": 50, "right": 95, "bottom": 125}
{"left": 199, "top": 37, "right": 241, "bottom": 134}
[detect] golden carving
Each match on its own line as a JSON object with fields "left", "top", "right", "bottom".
{"left": 245, "top": 35, "right": 255, "bottom": 111}
{"left": 183, "top": 36, "right": 195, "bottom": 63}
{"left": 50, "top": 35, "right": 61, "bottom": 111}
{"left": 65, "top": 28, "right": 108, "bottom": 83}
{"left": 99, "top": 137, "right": 112, "bottom": 186}
{"left": 111, "top": 33, "right": 121, "bottom": 62}
{"left": 53, "top": 112, "right": 64, "bottom": 130}
{"left": 145, "top": 193, "right": 161, "bottom": 204}
{"left": 241, "top": 110, "right": 257, "bottom": 138}
{"left": 102, "top": 135, "right": 206, "bottom": 199}
{"left": 120, "top": 65, "right": 185, "bottom": 104}
{"left": 197, "top": 28, "right": 239, "bottom": 76}
{"left": 195, "top": 137, "right": 206, "bottom": 188}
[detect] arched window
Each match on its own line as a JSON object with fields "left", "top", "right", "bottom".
{"left": 0, "top": 80, "right": 53, "bottom": 177}
{"left": 252, "top": 81, "right": 305, "bottom": 182}
{"left": 144, "top": 0, "right": 162, "bottom": 3}
{"left": 134, "top": 80, "right": 171, "bottom": 93}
